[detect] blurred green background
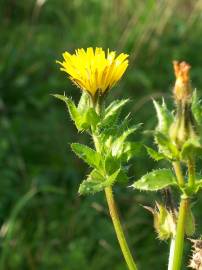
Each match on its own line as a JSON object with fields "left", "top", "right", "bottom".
{"left": 0, "top": 0, "right": 202, "bottom": 269}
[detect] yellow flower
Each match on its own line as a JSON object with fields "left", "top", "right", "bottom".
{"left": 57, "top": 47, "right": 129, "bottom": 97}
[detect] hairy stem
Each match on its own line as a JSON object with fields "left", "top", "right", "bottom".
{"left": 92, "top": 130, "right": 138, "bottom": 270}
{"left": 170, "top": 198, "right": 189, "bottom": 270}
{"left": 187, "top": 159, "right": 195, "bottom": 188}
{"left": 172, "top": 161, "right": 185, "bottom": 187}
{"left": 105, "top": 186, "right": 138, "bottom": 270}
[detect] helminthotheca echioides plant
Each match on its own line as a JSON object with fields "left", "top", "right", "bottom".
{"left": 53, "top": 48, "right": 139, "bottom": 270}
{"left": 132, "top": 61, "right": 202, "bottom": 270}
{"left": 53, "top": 47, "right": 202, "bottom": 270}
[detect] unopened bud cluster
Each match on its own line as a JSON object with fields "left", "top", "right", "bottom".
{"left": 189, "top": 239, "right": 202, "bottom": 270}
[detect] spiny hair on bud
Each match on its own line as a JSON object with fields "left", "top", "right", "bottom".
{"left": 189, "top": 238, "right": 202, "bottom": 270}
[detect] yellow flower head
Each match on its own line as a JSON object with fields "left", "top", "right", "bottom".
{"left": 57, "top": 47, "right": 129, "bottom": 97}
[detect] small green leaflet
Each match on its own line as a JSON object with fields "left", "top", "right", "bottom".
{"left": 153, "top": 99, "right": 173, "bottom": 134}
{"left": 79, "top": 169, "right": 120, "bottom": 195}
{"left": 145, "top": 146, "right": 166, "bottom": 161}
{"left": 132, "top": 169, "right": 177, "bottom": 191}
{"left": 71, "top": 143, "right": 101, "bottom": 169}
{"left": 102, "top": 99, "right": 129, "bottom": 126}
{"left": 53, "top": 94, "right": 100, "bottom": 131}
{"left": 53, "top": 94, "right": 79, "bottom": 123}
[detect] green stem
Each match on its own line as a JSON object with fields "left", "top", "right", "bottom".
{"left": 172, "top": 161, "right": 185, "bottom": 187}
{"left": 168, "top": 238, "right": 175, "bottom": 270}
{"left": 170, "top": 198, "right": 189, "bottom": 270}
{"left": 187, "top": 159, "right": 195, "bottom": 188}
{"left": 91, "top": 130, "right": 138, "bottom": 270}
{"left": 105, "top": 186, "right": 138, "bottom": 270}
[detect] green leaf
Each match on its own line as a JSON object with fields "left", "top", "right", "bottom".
{"left": 180, "top": 138, "right": 202, "bottom": 160}
{"left": 145, "top": 146, "right": 166, "bottom": 161}
{"left": 185, "top": 205, "right": 195, "bottom": 236}
{"left": 104, "top": 155, "right": 120, "bottom": 175}
{"left": 116, "top": 168, "right": 129, "bottom": 184}
{"left": 71, "top": 143, "right": 101, "bottom": 168}
{"left": 155, "top": 132, "right": 178, "bottom": 159}
{"left": 77, "top": 92, "right": 91, "bottom": 113}
{"left": 111, "top": 125, "right": 140, "bottom": 158}
{"left": 79, "top": 169, "right": 120, "bottom": 195}
{"left": 153, "top": 99, "right": 173, "bottom": 134}
{"left": 77, "top": 108, "right": 100, "bottom": 130}
{"left": 132, "top": 169, "right": 177, "bottom": 191}
{"left": 121, "top": 142, "right": 143, "bottom": 162}
{"left": 53, "top": 94, "right": 100, "bottom": 131}
{"left": 102, "top": 99, "right": 129, "bottom": 127}
{"left": 191, "top": 90, "right": 202, "bottom": 125}
{"left": 53, "top": 94, "right": 79, "bottom": 124}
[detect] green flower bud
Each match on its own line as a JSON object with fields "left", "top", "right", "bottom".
{"left": 169, "top": 61, "right": 199, "bottom": 150}
{"left": 169, "top": 102, "right": 198, "bottom": 149}
{"left": 144, "top": 203, "right": 176, "bottom": 240}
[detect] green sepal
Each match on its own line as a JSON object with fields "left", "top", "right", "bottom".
{"left": 78, "top": 108, "right": 100, "bottom": 130}
{"left": 101, "top": 99, "right": 129, "bottom": 127}
{"left": 132, "top": 169, "right": 177, "bottom": 191}
{"left": 180, "top": 138, "right": 202, "bottom": 160}
{"left": 53, "top": 94, "right": 79, "bottom": 124}
{"left": 78, "top": 169, "right": 120, "bottom": 195}
{"left": 153, "top": 99, "right": 173, "bottom": 134}
{"left": 145, "top": 146, "right": 166, "bottom": 161}
{"left": 185, "top": 204, "right": 195, "bottom": 236}
{"left": 53, "top": 94, "right": 100, "bottom": 131}
{"left": 152, "top": 203, "right": 176, "bottom": 240}
{"left": 77, "top": 92, "right": 91, "bottom": 113}
{"left": 71, "top": 143, "right": 101, "bottom": 169}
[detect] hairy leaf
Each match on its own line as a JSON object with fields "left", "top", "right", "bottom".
{"left": 53, "top": 94, "right": 79, "bottom": 124}
{"left": 71, "top": 143, "right": 101, "bottom": 168}
{"left": 153, "top": 99, "right": 173, "bottom": 134}
{"left": 102, "top": 99, "right": 129, "bottom": 127}
{"left": 132, "top": 169, "right": 177, "bottom": 191}
{"left": 79, "top": 169, "right": 120, "bottom": 195}
{"left": 146, "top": 146, "right": 166, "bottom": 161}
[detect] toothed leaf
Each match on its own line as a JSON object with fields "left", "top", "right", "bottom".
{"left": 79, "top": 169, "right": 120, "bottom": 195}
{"left": 153, "top": 99, "right": 173, "bottom": 134}
{"left": 132, "top": 169, "right": 177, "bottom": 191}
{"left": 71, "top": 143, "right": 101, "bottom": 169}
{"left": 146, "top": 146, "right": 166, "bottom": 161}
{"left": 102, "top": 99, "right": 129, "bottom": 126}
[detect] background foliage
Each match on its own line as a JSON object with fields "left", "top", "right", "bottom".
{"left": 0, "top": 0, "right": 202, "bottom": 269}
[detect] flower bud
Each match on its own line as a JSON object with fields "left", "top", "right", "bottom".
{"left": 144, "top": 203, "right": 176, "bottom": 240}
{"left": 173, "top": 61, "right": 191, "bottom": 103}
{"left": 169, "top": 61, "right": 198, "bottom": 149}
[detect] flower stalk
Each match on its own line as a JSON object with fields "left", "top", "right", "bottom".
{"left": 170, "top": 198, "right": 189, "bottom": 270}
{"left": 92, "top": 130, "right": 138, "bottom": 270}
{"left": 105, "top": 187, "right": 138, "bottom": 270}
